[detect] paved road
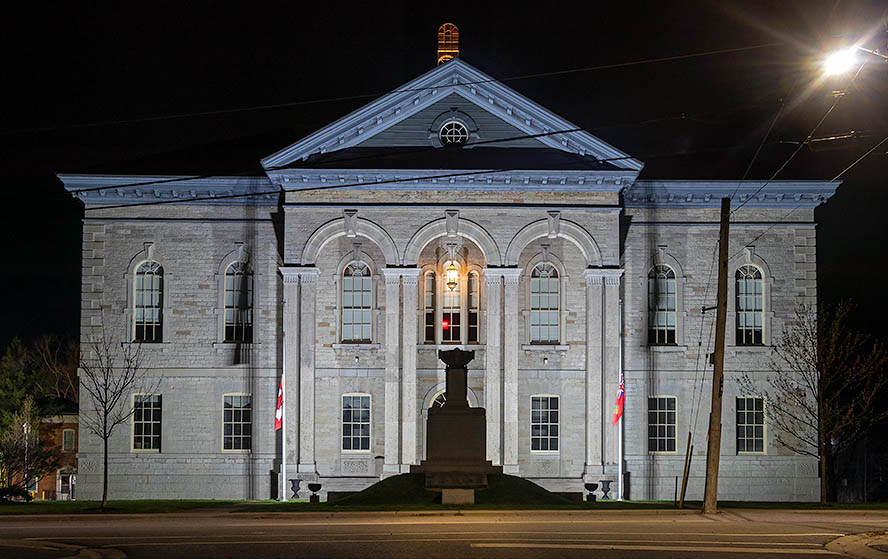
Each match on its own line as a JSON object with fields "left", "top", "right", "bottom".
{"left": 1, "top": 508, "right": 887, "bottom": 558}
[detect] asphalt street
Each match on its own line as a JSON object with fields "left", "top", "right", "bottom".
{"left": 1, "top": 508, "right": 887, "bottom": 559}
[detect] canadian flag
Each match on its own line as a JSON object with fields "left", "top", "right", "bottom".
{"left": 274, "top": 376, "right": 283, "bottom": 431}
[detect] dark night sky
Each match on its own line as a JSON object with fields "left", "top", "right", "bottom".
{"left": 1, "top": 1, "right": 886, "bottom": 351}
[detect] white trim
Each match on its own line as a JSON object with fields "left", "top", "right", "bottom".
{"left": 645, "top": 249, "right": 685, "bottom": 347}
{"left": 302, "top": 217, "right": 399, "bottom": 266}
{"left": 735, "top": 395, "right": 767, "bottom": 456}
{"left": 727, "top": 250, "right": 773, "bottom": 347}
{"left": 130, "top": 393, "right": 162, "bottom": 454}
{"left": 341, "top": 393, "right": 372, "bottom": 454}
{"left": 523, "top": 255, "right": 567, "bottom": 346}
{"left": 529, "top": 394, "right": 560, "bottom": 454}
{"left": 403, "top": 217, "right": 501, "bottom": 267}
{"left": 505, "top": 219, "right": 602, "bottom": 267}
{"left": 221, "top": 393, "right": 252, "bottom": 454}
{"left": 647, "top": 394, "right": 678, "bottom": 455}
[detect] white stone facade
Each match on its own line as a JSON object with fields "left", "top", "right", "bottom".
{"left": 62, "top": 59, "right": 837, "bottom": 501}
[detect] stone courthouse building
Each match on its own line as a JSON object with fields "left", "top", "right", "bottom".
{"left": 62, "top": 37, "right": 838, "bottom": 501}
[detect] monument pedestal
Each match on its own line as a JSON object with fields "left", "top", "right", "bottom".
{"left": 411, "top": 349, "right": 502, "bottom": 504}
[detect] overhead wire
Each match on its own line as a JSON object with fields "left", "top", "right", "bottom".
{"left": 2, "top": 42, "right": 783, "bottom": 136}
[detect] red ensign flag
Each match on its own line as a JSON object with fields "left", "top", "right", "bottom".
{"left": 613, "top": 376, "right": 625, "bottom": 425}
{"left": 274, "top": 377, "right": 283, "bottom": 431}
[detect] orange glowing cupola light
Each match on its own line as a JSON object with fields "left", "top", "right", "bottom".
{"left": 437, "top": 23, "right": 459, "bottom": 65}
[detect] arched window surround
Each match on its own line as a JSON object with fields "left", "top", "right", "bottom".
{"left": 727, "top": 248, "right": 773, "bottom": 347}
{"left": 521, "top": 252, "right": 568, "bottom": 348}
{"left": 418, "top": 256, "right": 485, "bottom": 346}
{"left": 332, "top": 250, "right": 380, "bottom": 347}
{"left": 643, "top": 248, "right": 685, "bottom": 348}
{"left": 124, "top": 244, "right": 171, "bottom": 346}
{"left": 214, "top": 245, "right": 259, "bottom": 347}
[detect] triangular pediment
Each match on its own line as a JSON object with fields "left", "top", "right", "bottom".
{"left": 261, "top": 59, "right": 642, "bottom": 171}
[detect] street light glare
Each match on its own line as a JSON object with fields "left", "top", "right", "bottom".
{"left": 824, "top": 47, "right": 857, "bottom": 75}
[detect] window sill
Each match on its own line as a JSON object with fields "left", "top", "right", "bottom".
{"left": 648, "top": 451, "right": 679, "bottom": 455}
{"left": 122, "top": 341, "right": 171, "bottom": 353}
{"left": 341, "top": 450, "right": 372, "bottom": 455}
{"left": 530, "top": 451, "right": 560, "bottom": 456}
{"left": 729, "top": 345, "right": 770, "bottom": 353}
{"left": 417, "top": 344, "right": 485, "bottom": 350}
{"left": 646, "top": 345, "right": 687, "bottom": 353}
{"left": 332, "top": 343, "right": 380, "bottom": 350}
{"left": 131, "top": 449, "right": 160, "bottom": 454}
{"left": 521, "top": 344, "right": 569, "bottom": 352}
{"left": 221, "top": 449, "right": 252, "bottom": 454}
{"left": 213, "top": 342, "right": 262, "bottom": 349}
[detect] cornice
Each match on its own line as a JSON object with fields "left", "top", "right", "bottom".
{"left": 260, "top": 59, "right": 643, "bottom": 171}
{"left": 59, "top": 174, "right": 278, "bottom": 207}
{"left": 269, "top": 168, "right": 636, "bottom": 193}
{"left": 624, "top": 180, "right": 840, "bottom": 209}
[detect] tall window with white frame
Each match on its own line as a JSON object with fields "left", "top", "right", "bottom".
{"left": 342, "top": 394, "right": 370, "bottom": 451}
{"left": 648, "top": 396, "right": 676, "bottom": 452}
{"left": 424, "top": 271, "right": 436, "bottom": 343}
{"left": 342, "top": 262, "right": 372, "bottom": 343}
{"left": 530, "top": 263, "right": 559, "bottom": 344}
{"left": 467, "top": 271, "right": 480, "bottom": 343}
{"left": 134, "top": 261, "right": 163, "bottom": 343}
{"left": 224, "top": 262, "right": 253, "bottom": 343}
{"left": 62, "top": 429, "right": 75, "bottom": 453}
{"left": 441, "top": 261, "right": 461, "bottom": 343}
{"left": 223, "top": 394, "right": 252, "bottom": 451}
{"left": 531, "top": 395, "right": 559, "bottom": 451}
{"left": 736, "top": 265, "right": 763, "bottom": 345}
{"left": 736, "top": 396, "right": 765, "bottom": 453}
{"left": 648, "top": 265, "right": 676, "bottom": 345}
{"left": 133, "top": 394, "right": 161, "bottom": 451}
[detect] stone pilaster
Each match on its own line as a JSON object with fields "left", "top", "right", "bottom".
{"left": 602, "top": 269, "right": 623, "bottom": 465}
{"left": 501, "top": 268, "right": 522, "bottom": 474}
{"left": 400, "top": 269, "right": 421, "bottom": 470}
{"left": 279, "top": 267, "right": 301, "bottom": 482}
{"left": 381, "top": 268, "right": 402, "bottom": 475}
{"left": 582, "top": 270, "right": 604, "bottom": 475}
{"left": 297, "top": 267, "right": 319, "bottom": 473}
{"left": 482, "top": 269, "right": 502, "bottom": 465}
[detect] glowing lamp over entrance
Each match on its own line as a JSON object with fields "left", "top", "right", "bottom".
{"left": 445, "top": 261, "right": 459, "bottom": 291}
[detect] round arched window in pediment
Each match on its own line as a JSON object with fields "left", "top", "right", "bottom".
{"left": 439, "top": 120, "right": 468, "bottom": 147}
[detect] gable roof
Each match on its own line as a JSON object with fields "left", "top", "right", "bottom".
{"left": 260, "top": 59, "right": 643, "bottom": 171}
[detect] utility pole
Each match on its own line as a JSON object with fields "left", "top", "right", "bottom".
{"left": 703, "top": 197, "right": 730, "bottom": 514}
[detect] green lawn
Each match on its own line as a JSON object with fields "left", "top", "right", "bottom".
{"left": 0, "top": 499, "right": 270, "bottom": 515}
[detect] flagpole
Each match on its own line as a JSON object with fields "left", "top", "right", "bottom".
{"left": 281, "top": 331, "right": 287, "bottom": 502}
{"left": 618, "top": 298, "right": 624, "bottom": 501}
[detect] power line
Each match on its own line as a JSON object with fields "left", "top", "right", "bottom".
{"left": 3, "top": 42, "right": 782, "bottom": 136}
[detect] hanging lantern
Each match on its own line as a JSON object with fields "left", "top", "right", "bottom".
{"left": 445, "top": 261, "right": 459, "bottom": 291}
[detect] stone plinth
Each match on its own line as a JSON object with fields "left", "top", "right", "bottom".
{"left": 411, "top": 349, "right": 502, "bottom": 500}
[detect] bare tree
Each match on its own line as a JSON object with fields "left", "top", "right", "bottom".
{"left": 0, "top": 397, "right": 52, "bottom": 493}
{"left": 79, "top": 324, "right": 157, "bottom": 508}
{"left": 741, "top": 302, "right": 888, "bottom": 503}
{"left": 33, "top": 336, "right": 79, "bottom": 404}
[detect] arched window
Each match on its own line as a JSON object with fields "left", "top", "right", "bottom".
{"left": 424, "top": 271, "right": 436, "bottom": 343}
{"left": 530, "top": 263, "right": 559, "bottom": 344}
{"left": 224, "top": 262, "right": 253, "bottom": 343}
{"left": 468, "top": 271, "right": 480, "bottom": 343}
{"left": 441, "top": 261, "right": 461, "bottom": 343}
{"left": 648, "top": 265, "right": 676, "bottom": 345}
{"left": 342, "top": 262, "right": 372, "bottom": 342}
{"left": 736, "top": 265, "right": 763, "bottom": 345}
{"left": 134, "top": 261, "right": 163, "bottom": 343}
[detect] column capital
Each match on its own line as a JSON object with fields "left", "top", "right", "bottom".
{"left": 401, "top": 268, "right": 421, "bottom": 285}
{"left": 481, "top": 268, "right": 503, "bottom": 285}
{"left": 500, "top": 268, "right": 523, "bottom": 285}
{"left": 583, "top": 268, "right": 624, "bottom": 286}
{"left": 380, "top": 268, "right": 403, "bottom": 284}
{"left": 280, "top": 266, "right": 320, "bottom": 284}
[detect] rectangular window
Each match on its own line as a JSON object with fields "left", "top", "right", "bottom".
{"left": 342, "top": 394, "right": 370, "bottom": 451}
{"left": 648, "top": 396, "right": 676, "bottom": 452}
{"left": 736, "top": 397, "right": 765, "bottom": 453}
{"left": 424, "top": 272, "right": 436, "bottom": 343}
{"left": 223, "top": 394, "right": 252, "bottom": 451}
{"left": 442, "top": 283, "right": 460, "bottom": 343}
{"left": 468, "top": 272, "right": 479, "bottom": 343}
{"left": 531, "top": 395, "right": 559, "bottom": 452}
{"left": 62, "top": 429, "right": 75, "bottom": 453}
{"left": 133, "top": 394, "right": 162, "bottom": 451}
